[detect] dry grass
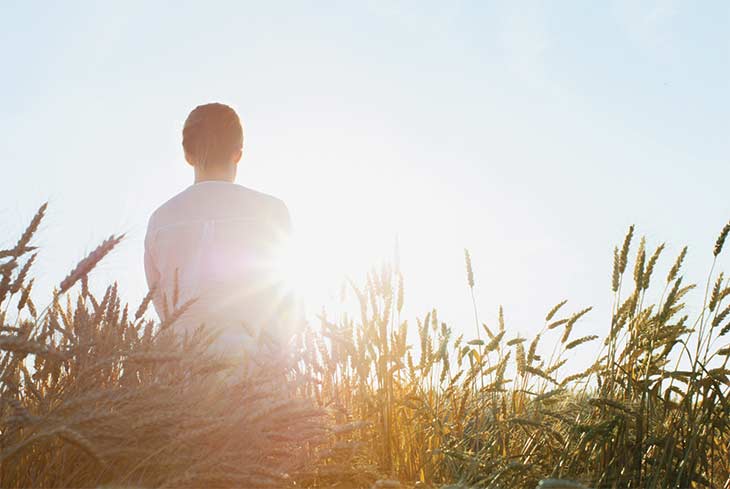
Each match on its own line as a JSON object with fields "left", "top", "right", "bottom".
{"left": 1, "top": 204, "right": 729, "bottom": 489}
{"left": 290, "top": 221, "right": 730, "bottom": 489}
{"left": 1, "top": 205, "right": 331, "bottom": 489}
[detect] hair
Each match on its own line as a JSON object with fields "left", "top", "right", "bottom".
{"left": 182, "top": 103, "right": 243, "bottom": 167}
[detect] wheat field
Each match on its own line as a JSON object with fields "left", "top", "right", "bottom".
{"left": 1, "top": 204, "right": 729, "bottom": 488}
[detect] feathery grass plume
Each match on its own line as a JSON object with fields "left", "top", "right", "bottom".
{"left": 440, "top": 350, "right": 450, "bottom": 383}
{"left": 26, "top": 296, "right": 37, "bottom": 317}
{"left": 546, "top": 300, "right": 568, "bottom": 322}
{"left": 495, "top": 350, "right": 511, "bottom": 386}
{"left": 709, "top": 272, "right": 725, "bottom": 312}
{"left": 80, "top": 273, "right": 89, "bottom": 297}
{"left": 633, "top": 237, "right": 646, "bottom": 289}
{"left": 565, "top": 335, "right": 598, "bottom": 351}
{"left": 527, "top": 334, "right": 540, "bottom": 364}
{"left": 0, "top": 247, "right": 36, "bottom": 259}
{"left": 58, "top": 234, "right": 124, "bottom": 294}
{"left": 17, "top": 279, "right": 33, "bottom": 311}
{"left": 714, "top": 220, "right": 730, "bottom": 257}
{"left": 547, "top": 318, "right": 569, "bottom": 330}
{"left": 464, "top": 249, "right": 474, "bottom": 288}
{"left": 0, "top": 259, "right": 17, "bottom": 275}
{"left": 134, "top": 286, "right": 156, "bottom": 321}
{"left": 561, "top": 307, "right": 592, "bottom": 344}
{"left": 484, "top": 330, "right": 505, "bottom": 353}
{"left": 525, "top": 366, "right": 557, "bottom": 384}
{"left": 619, "top": 224, "right": 634, "bottom": 274}
{"left": 560, "top": 326, "right": 573, "bottom": 345}
{"left": 721, "top": 321, "right": 730, "bottom": 336}
{"left": 712, "top": 288, "right": 730, "bottom": 316}
{"left": 667, "top": 246, "right": 687, "bottom": 284}
{"left": 642, "top": 243, "right": 664, "bottom": 290}
{"left": 465, "top": 249, "right": 480, "bottom": 343}
{"left": 546, "top": 358, "right": 567, "bottom": 374}
{"left": 482, "top": 322, "right": 495, "bottom": 340}
{"left": 560, "top": 365, "right": 595, "bottom": 386}
{"left": 453, "top": 333, "right": 463, "bottom": 352}
{"left": 658, "top": 277, "right": 683, "bottom": 323}
{"left": 9, "top": 253, "right": 37, "bottom": 294}
{"left": 13, "top": 202, "right": 47, "bottom": 253}
{"left": 612, "top": 247, "right": 621, "bottom": 292}
{"left": 516, "top": 341, "right": 526, "bottom": 376}
{"left": 0, "top": 260, "right": 17, "bottom": 303}
{"left": 712, "top": 303, "right": 730, "bottom": 328}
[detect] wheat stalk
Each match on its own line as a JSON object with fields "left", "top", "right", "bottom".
{"left": 58, "top": 235, "right": 124, "bottom": 294}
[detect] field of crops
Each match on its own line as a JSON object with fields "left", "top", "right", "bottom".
{"left": 1, "top": 204, "right": 728, "bottom": 488}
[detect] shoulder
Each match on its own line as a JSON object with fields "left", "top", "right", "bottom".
{"left": 145, "top": 185, "right": 203, "bottom": 239}
{"left": 234, "top": 185, "right": 282, "bottom": 205}
{"left": 235, "top": 186, "right": 290, "bottom": 222}
{"left": 145, "top": 189, "right": 188, "bottom": 230}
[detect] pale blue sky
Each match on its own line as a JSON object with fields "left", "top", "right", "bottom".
{"left": 2, "top": 1, "right": 729, "bottom": 358}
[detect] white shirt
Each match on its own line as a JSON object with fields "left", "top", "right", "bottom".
{"left": 144, "top": 181, "right": 293, "bottom": 357}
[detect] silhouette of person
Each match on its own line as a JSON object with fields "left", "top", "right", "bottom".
{"left": 144, "top": 103, "right": 297, "bottom": 363}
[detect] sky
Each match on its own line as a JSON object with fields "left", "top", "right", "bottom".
{"left": 1, "top": 1, "right": 729, "bottom": 364}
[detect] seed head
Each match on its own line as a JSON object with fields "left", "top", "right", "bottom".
{"left": 714, "top": 221, "right": 730, "bottom": 257}
{"left": 58, "top": 234, "right": 124, "bottom": 294}
{"left": 464, "top": 249, "right": 474, "bottom": 288}
{"left": 667, "top": 246, "right": 687, "bottom": 283}
{"left": 619, "top": 225, "right": 634, "bottom": 274}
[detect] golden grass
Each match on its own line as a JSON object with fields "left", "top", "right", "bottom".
{"left": 1, "top": 204, "right": 729, "bottom": 489}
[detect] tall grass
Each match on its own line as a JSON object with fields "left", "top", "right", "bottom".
{"left": 0, "top": 205, "right": 329, "bottom": 488}
{"left": 1, "top": 205, "right": 729, "bottom": 488}
{"left": 292, "top": 222, "right": 730, "bottom": 488}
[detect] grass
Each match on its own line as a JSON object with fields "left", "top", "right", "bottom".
{"left": 1, "top": 203, "right": 729, "bottom": 488}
